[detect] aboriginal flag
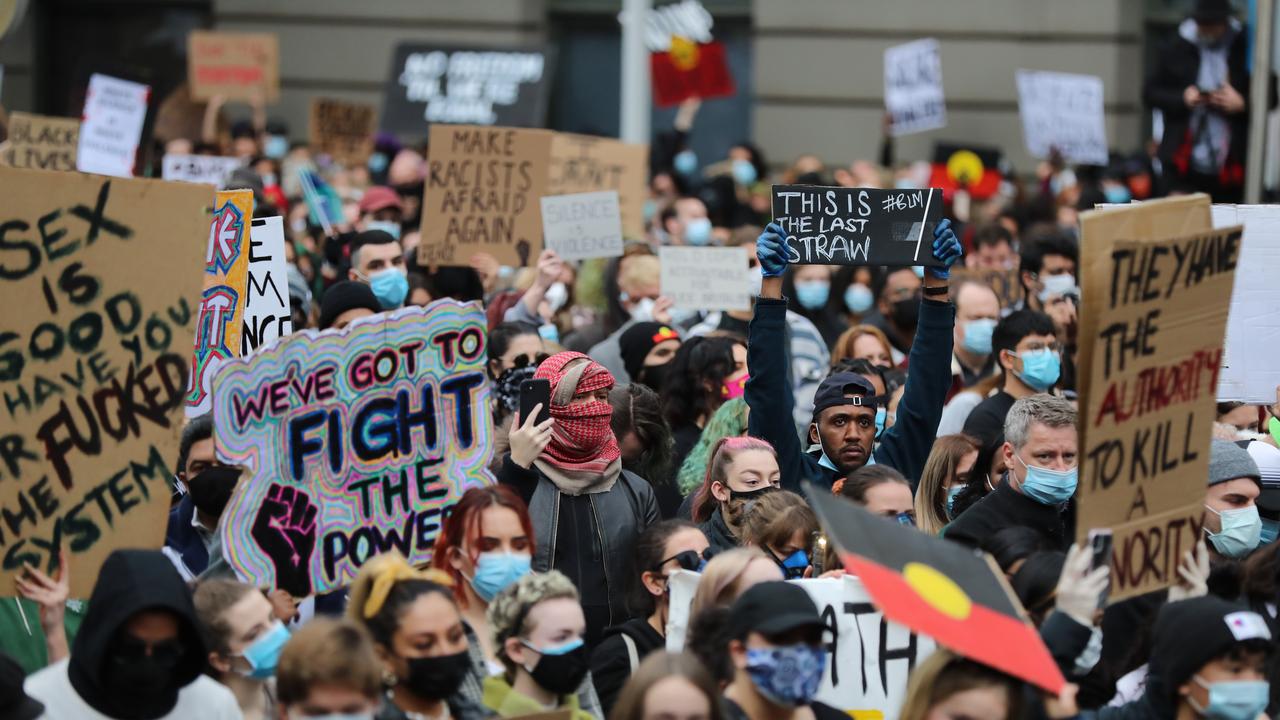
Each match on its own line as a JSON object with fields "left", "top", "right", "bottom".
{"left": 650, "top": 37, "right": 735, "bottom": 108}
{"left": 806, "top": 485, "right": 1066, "bottom": 694}
{"left": 929, "top": 143, "right": 1003, "bottom": 201}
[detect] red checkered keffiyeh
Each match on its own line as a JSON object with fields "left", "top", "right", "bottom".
{"left": 532, "top": 351, "right": 622, "bottom": 494}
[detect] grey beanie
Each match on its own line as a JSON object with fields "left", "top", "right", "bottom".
{"left": 1208, "top": 439, "right": 1261, "bottom": 486}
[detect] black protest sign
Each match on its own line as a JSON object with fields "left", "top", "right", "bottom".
{"left": 771, "top": 185, "right": 944, "bottom": 266}
{"left": 380, "top": 44, "right": 554, "bottom": 139}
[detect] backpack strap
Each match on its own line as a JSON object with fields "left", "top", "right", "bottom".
{"left": 621, "top": 633, "right": 640, "bottom": 673}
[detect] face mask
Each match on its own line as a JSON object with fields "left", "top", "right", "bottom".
{"left": 1190, "top": 676, "right": 1270, "bottom": 720}
{"left": 770, "top": 549, "right": 809, "bottom": 579}
{"left": 637, "top": 362, "right": 672, "bottom": 392}
{"left": 722, "top": 374, "right": 748, "bottom": 400}
{"left": 1073, "top": 626, "right": 1103, "bottom": 676}
{"left": 468, "top": 552, "right": 532, "bottom": 602}
{"left": 367, "top": 267, "right": 409, "bottom": 310}
{"left": 643, "top": 198, "right": 658, "bottom": 223}
{"left": 963, "top": 318, "right": 996, "bottom": 356}
{"left": 262, "top": 172, "right": 279, "bottom": 188}
{"left": 104, "top": 639, "right": 185, "bottom": 714}
{"left": 366, "top": 219, "right": 402, "bottom": 241}
{"left": 404, "top": 650, "right": 471, "bottom": 700}
{"left": 911, "top": 266, "right": 925, "bottom": 279}
{"left": 874, "top": 407, "right": 887, "bottom": 438}
{"left": 724, "top": 484, "right": 776, "bottom": 527}
{"left": 264, "top": 135, "right": 289, "bottom": 160}
{"left": 732, "top": 159, "right": 758, "bottom": 186}
{"left": 368, "top": 152, "right": 389, "bottom": 174}
{"left": 1206, "top": 505, "right": 1262, "bottom": 558}
{"left": 522, "top": 638, "right": 589, "bottom": 696}
{"left": 747, "top": 267, "right": 763, "bottom": 297}
{"left": 890, "top": 297, "right": 920, "bottom": 330}
{"left": 795, "top": 281, "right": 830, "bottom": 310}
{"left": 674, "top": 150, "right": 699, "bottom": 177}
{"left": 895, "top": 512, "right": 915, "bottom": 527}
{"left": 684, "top": 217, "right": 713, "bottom": 246}
{"left": 1013, "top": 453, "right": 1078, "bottom": 505}
{"left": 1103, "top": 184, "right": 1132, "bottom": 204}
{"left": 1012, "top": 348, "right": 1061, "bottom": 392}
{"left": 745, "top": 645, "right": 826, "bottom": 707}
{"left": 290, "top": 217, "right": 307, "bottom": 234}
{"left": 844, "top": 283, "right": 874, "bottom": 314}
{"left": 628, "top": 296, "right": 656, "bottom": 322}
{"left": 1261, "top": 517, "right": 1280, "bottom": 546}
{"left": 290, "top": 713, "right": 373, "bottom": 720}
{"left": 1038, "top": 273, "right": 1077, "bottom": 302}
{"left": 187, "top": 466, "right": 242, "bottom": 517}
{"left": 544, "top": 282, "right": 568, "bottom": 313}
{"left": 945, "top": 485, "right": 965, "bottom": 519}
{"left": 236, "top": 620, "right": 289, "bottom": 679}
{"left": 538, "top": 323, "right": 560, "bottom": 345}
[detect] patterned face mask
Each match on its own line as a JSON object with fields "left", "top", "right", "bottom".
{"left": 744, "top": 644, "right": 826, "bottom": 707}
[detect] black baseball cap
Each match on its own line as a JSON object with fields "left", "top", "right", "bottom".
{"left": 0, "top": 652, "right": 44, "bottom": 720}
{"left": 728, "top": 581, "right": 825, "bottom": 638}
{"left": 812, "top": 371, "right": 877, "bottom": 419}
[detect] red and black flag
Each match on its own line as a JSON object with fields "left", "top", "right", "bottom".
{"left": 806, "top": 485, "right": 1066, "bottom": 694}
{"left": 929, "top": 142, "right": 1003, "bottom": 201}
{"left": 650, "top": 36, "right": 735, "bottom": 108}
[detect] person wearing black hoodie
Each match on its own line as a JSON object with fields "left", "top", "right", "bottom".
{"left": 24, "top": 549, "right": 241, "bottom": 720}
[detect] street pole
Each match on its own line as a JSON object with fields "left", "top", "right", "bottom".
{"left": 620, "top": 0, "right": 652, "bottom": 144}
{"left": 1245, "top": 0, "right": 1274, "bottom": 203}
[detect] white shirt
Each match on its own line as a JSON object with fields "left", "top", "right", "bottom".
{"left": 26, "top": 659, "right": 243, "bottom": 719}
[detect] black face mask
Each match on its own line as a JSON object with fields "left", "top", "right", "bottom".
{"left": 185, "top": 466, "right": 242, "bottom": 517}
{"left": 404, "top": 651, "right": 470, "bottom": 701}
{"left": 636, "top": 361, "right": 672, "bottom": 392}
{"left": 526, "top": 644, "right": 590, "bottom": 696}
{"left": 890, "top": 296, "right": 920, "bottom": 330}
{"left": 102, "top": 638, "right": 185, "bottom": 719}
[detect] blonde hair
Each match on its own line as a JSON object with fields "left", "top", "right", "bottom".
{"left": 915, "top": 434, "right": 981, "bottom": 535}
{"left": 689, "top": 547, "right": 771, "bottom": 617}
{"left": 345, "top": 551, "right": 456, "bottom": 647}
{"left": 618, "top": 254, "right": 661, "bottom": 296}
{"left": 898, "top": 650, "right": 1023, "bottom": 720}
{"left": 276, "top": 617, "right": 382, "bottom": 706}
{"left": 833, "top": 324, "right": 894, "bottom": 365}
{"left": 487, "top": 570, "right": 580, "bottom": 676}
{"left": 609, "top": 652, "right": 724, "bottom": 720}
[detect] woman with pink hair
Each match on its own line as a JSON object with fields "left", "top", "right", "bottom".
{"left": 689, "top": 436, "right": 781, "bottom": 554}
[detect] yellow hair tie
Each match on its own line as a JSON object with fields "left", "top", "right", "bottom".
{"left": 362, "top": 555, "right": 454, "bottom": 619}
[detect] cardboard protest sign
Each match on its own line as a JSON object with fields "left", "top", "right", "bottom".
{"left": 949, "top": 267, "right": 1023, "bottom": 310}
{"left": 7, "top": 112, "right": 79, "bottom": 172}
{"left": 212, "top": 302, "right": 495, "bottom": 594}
{"left": 381, "top": 44, "right": 553, "bottom": 137}
{"left": 884, "top": 39, "right": 946, "bottom": 137}
{"left": 1211, "top": 205, "right": 1280, "bottom": 403}
{"left": 242, "top": 216, "right": 293, "bottom": 355}
{"left": 540, "top": 191, "right": 624, "bottom": 262}
{"left": 1075, "top": 195, "right": 1238, "bottom": 601}
{"left": 420, "top": 124, "right": 553, "bottom": 268}
{"left": 666, "top": 570, "right": 936, "bottom": 719}
{"left": 1016, "top": 70, "right": 1108, "bottom": 166}
{"left": 77, "top": 74, "right": 150, "bottom": 178}
{"left": 188, "top": 190, "right": 254, "bottom": 417}
{"left": 162, "top": 154, "right": 244, "bottom": 188}
{"left": 0, "top": 167, "right": 210, "bottom": 597}
{"left": 771, "top": 186, "right": 944, "bottom": 266}
{"left": 807, "top": 486, "right": 1065, "bottom": 694}
{"left": 548, "top": 133, "right": 649, "bottom": 240}
{"left": 659, "top": 246, "right": 750, "bottom": 312}
{"left": 310, "top": 98, "right": 376, "bottom": 167}
{"left": 188, "top": 31, "right": 280, "bottom": 102}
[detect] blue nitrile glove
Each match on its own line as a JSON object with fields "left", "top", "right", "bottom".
{"left": 757, "top": 222, "right": 789, "bottom": 278}
{"left": 927, "top": 218, "right": 963, "bottom": 280}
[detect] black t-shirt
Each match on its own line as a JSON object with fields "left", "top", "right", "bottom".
{"left": 723, "top": 698, "right": 847, "bottom": 720}
{"left": 962, "top": 390, "right": 1017, "bottom": 445}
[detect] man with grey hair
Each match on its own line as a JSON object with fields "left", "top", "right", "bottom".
{"left": 943, "top": 393, "right": 1077, "bottom": 550}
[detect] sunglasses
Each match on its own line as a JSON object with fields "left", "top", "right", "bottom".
{"left": 658, "top": 548, "right": 711, "bottom": 573}
{"left": 511, "top": 353, "right": 551, "bottom": 369}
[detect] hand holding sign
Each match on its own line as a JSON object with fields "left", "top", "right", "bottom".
{"left": 757, "top": 222, "right": 789, "bottom": 278}
{"left": 926, "top": 219, "right": 963, "bottom": 279}
{"left": 251, "top": 484, "right": 319, "bottom": 597}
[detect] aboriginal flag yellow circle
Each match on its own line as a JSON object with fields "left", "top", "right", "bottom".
{"left": 670, "top": 36, "right": 701, "bottom": 71}
{"left": 903, "top": 562, "right": 972, "bottom": 620}
{"left": 946, "top": 150, "right": 985, "bottom": 186}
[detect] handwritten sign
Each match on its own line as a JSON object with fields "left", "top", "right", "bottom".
{"left": 1016, "top": 70, "right": 1107, "bottom": 166}
{"left": 1211, "top": 205, "right": 1280, "bottom": 403}
{"left": 309, "top": 98, "right": 376, "bottom": 167}
{"left": 162, "top": 154, "right": 244, "bottom": 187}
{"left": 212, "top": 302, "right": 495, "bottom": 595}
{"left": 420, "top": 124, "right": 552, "bottom": 268}
{"left": 540, "top": 191, "right": 624, "bottom": 261}
{"left": 771, "top": 186, "right": 944, "bottom": 266}
{"left": 884, "top": 39, "right": 946, "bottom": 137}
{"left": 0, "top": 167, "right": 209, "bottom": 597}
{"left": 548, "top": 133, "right": 649, "bottom": 240}
{"left": 7, "top": 113, "right": 79, "bottom": 172}
{"left": 659, "top": 246, "right": 750, "bottom": 312}
{"left": 949, "top": 267, "right": 1023, "bottom": 310}
{"left": 188, "top": 31, "right": 280, "bottom": 102}
{"left": 1076, "top": 195, "right": 1238, "bottom": 601}
{"left": 381, "top": 44, "right": 553, "bottom": 137}
{"left": 242, "top": 216, "right": 293, "bottom": 355}
{"left": 666, "top": 572, "right": 935, "bottom": 720}
{"left": 77, "top": 74, "right": 150, "bottom": 178}
{"left": 188, "top": 190, "right": 253, "bottom": 417}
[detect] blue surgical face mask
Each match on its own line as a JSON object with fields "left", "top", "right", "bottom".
{"left": 874, "top": 407, "right": 887, "bottom": 438}
{"left": 1013, "top": 453, "right": 1078, "bottom": 506}
{"left": 912, "top": 266, "right": 925, "bottom": 279}
{"left": 237, "top": 620, "right": 290, "bottom": 678}
{"left": 745, "top": 645, "right": 826, "bottom": 707}
{"left": 945, "top": 484, "right": 965, "bottom": 519}
{"left": 368, "top": 152, "right": 389, "bottom": 174}
{"left": 963, "top": 318, "right": 996, "bottom": 356}
{"left": 1103, "top": 184, "right": 1132, "bottom": 205}
{"left": 895, "top": 512, "right": 915, "bottom": 527}
{"left": 1206, "top": 504, "right": 1262, "bottom": 559}
{"left": 684, "top": 217, "right": 713, "bottom": 246}
{"left": 795, "top": 281, "right": 830, "bottom": 310}
{"left": 643, "top": 198, "right": 659, "bottom": 223}
{"left": 732, "top": 158, "right": 758, "bottom": 186}
{"left": 366, "top": 267, "right": 409, "bottom": 309}
{"left": 468, "top": 552, "right": 532, "bottom": 602}
{"left": 1012, "top": 348, "right": 1061, "bottom": 392}
{"left": 264, "top": 135, "right": 289, "bottom": 160}
{"left": 1260, "top": 517, "right": 1280, "bottom": 546}
{"left": 1039, "top": 273, "right": 1077, "bottom": 302}
{"left": 1191, "top": 676, "right": 1270, "bottom": 720}
{"left": 844, "top": 283, "right": 874, "bottom": 314}
{"left": 674, "top": 150, "right": 698, "bottom": 177}
{"left": 366, "top": 219, "right": 401, "bottom": 241}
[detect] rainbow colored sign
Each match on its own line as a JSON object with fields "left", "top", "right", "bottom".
{"left": 211, "top": 301, "right": 495, "bottom": 595}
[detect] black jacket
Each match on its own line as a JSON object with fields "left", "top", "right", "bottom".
{"left": 69, "top": 550, "right": 209, "bottom": 719}
{"left": 590, "top": 618, "right": 665, "bottom": 716}
{"left": 699, "top": 507, "right": 740, "bottom": 556}
{"left": 943, "top": 476, "right": 1069, "bottom": 550}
